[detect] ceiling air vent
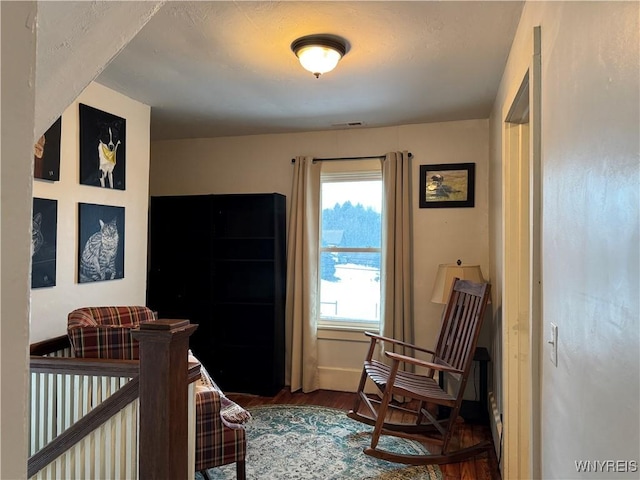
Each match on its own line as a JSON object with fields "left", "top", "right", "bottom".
{"left": 331, "top": 121, "right": 365, "bottom": 128}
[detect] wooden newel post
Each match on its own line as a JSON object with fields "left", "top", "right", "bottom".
{"left": 132, "top": 319, "right": 197, "bottom": 479}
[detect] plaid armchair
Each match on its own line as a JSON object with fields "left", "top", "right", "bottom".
{"left": 67, "top": 306, "right": 156, "bottom": 359}
{"left": 67, "top": 306, "right": 247, "bottom": 479}
{"left": 194, "top": 364, "right": 249, "bottom": 479}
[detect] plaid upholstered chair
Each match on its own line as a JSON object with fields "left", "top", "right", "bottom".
{"left": 67, "top": 306, "right": 248, "bottom": 479}
{"left": 193, "top": 361, "right": 249, "bottom": 480}
{"left": 67, "top": 306, "right": 155, "bottom": 359}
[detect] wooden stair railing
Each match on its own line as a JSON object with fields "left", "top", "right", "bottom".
{"left": 28, "top": 339, "right": 141, "bottom": 479}
{"left": 29, "top": 334, "right": 74, "bottom": 357}
{"left": 28, "top": 376, "right": 140, "bottom": 478}
{"left": 28, "top": 320, "right": 199, "bottom": 480}
{"left": 133, "top": 319, "right": 198, "bottom": 479}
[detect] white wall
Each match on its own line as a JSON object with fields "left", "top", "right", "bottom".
{"left": 151, "top": 119, "right": 490, "bottom": 391}
{"left": 30, "top": 82, "right": 151, "bottom": 343}
{"left": 1, "top": 3, "right": 159, "bottom": 476}
{"left": 34, "top": 1, "right": 163, "bottom": 139}
{"left": 1, "top": 3, "right": 37, "bottom": 477}
{"left": 490, "top": 1, "right": 639, "bottom": 478}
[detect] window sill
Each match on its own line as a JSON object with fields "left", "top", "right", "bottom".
{"left": 317, "top": 324, "right": 379, "bottom": 342}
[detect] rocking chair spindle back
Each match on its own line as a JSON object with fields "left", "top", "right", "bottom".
{"left": 347, "top": 278, "right": 491, "bottom": 466}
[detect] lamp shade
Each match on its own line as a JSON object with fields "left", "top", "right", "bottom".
{"left": 291, "top": 35, "right": 347, "bottom": 78}
{"left": 296, "top": 45, "right": 342, "bottom": 76}
{"left": 431, "top": 263, "right": 486, "bottom": 304}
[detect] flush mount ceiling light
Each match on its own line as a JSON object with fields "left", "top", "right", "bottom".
{"left": 291, "top": 34, "right": 347, "bottom": 78}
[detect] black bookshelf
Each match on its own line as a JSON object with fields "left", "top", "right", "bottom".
{"left": 147, "top": 193, "right": 286, "bottom": 396}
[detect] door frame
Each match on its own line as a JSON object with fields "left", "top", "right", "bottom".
{"left": 502, "top": 26, "right": 542, "bottom": 480}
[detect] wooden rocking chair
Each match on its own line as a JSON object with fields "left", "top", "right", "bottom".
{"left": 347, "top": 278, "right": 492, "bottom": 465}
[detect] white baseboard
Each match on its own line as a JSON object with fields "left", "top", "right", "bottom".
{"left": 488, "top": 391, "right": 503, "bottom": 462}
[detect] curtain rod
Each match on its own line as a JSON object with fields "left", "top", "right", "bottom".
{"left": 291, "top": 153, "right": 412, "bottom": 164}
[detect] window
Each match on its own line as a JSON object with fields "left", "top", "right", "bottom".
{"left": 319, "top": 166, "right": 382, "bottom": 330}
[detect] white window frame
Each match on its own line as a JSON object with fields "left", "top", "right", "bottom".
{"left": 318, "top": 167, "right": 382, "bottom": 332}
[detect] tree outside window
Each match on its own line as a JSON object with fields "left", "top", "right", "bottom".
{"left": 319, "top": 174, "right": 381, "bottom": 327}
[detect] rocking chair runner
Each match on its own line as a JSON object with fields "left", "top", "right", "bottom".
{"left": 348, "top": 278, "right": 492, "bottom": 465}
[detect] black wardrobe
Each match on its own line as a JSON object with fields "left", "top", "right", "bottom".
{"left": 147, "top": 193, "right": 286, "bottom": 396}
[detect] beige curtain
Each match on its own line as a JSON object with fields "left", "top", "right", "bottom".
{"left": 285, "top": 156, "right": 322, "bottom": 393}
{"left": 381, "top": 151, "right": 414, "bottom": 355}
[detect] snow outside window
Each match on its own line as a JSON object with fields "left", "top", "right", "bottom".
{"left": 319, "top": 168, "right": 382, "bottom": 330}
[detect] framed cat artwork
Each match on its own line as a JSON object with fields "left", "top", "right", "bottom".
{"left": 79, "top": 104, "right": 126, "bottom": 190}
{"left": 78, "top": 203, "right": 125, "bottom": 283}
{"left": 32, "top": 197, "right": 58, "bottom": 288}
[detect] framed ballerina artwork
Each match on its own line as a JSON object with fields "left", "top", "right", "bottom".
{"left": 34, "top": 117, "right": 61, "bottom": 181}
{"left": 79, "top": 104, "right": 126, "bottom": 190}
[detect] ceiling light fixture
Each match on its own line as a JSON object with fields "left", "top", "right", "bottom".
{"left": 291, "top": 34, "right": 347, "bottom": 78}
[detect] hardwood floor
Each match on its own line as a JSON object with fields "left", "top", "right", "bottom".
{"left": 227, "top": 388, "right": 501, "bottom": 480}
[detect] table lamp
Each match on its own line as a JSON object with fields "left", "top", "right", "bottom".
{"left": 430, "top": 260, "right": 487, "bottom": 304}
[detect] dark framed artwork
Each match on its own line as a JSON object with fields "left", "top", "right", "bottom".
{"left": 79, "top": 104, "right": 126, "bottom": 190}
{"left": 419, "top": 163, "right": 475, "bottom": 208}
{"left": 34, "top": 117, "right": 62, "bottom": 181}
{"left": 32, "top": 198, "right": 58, "bottom": 288}
{"left": 78, "top": 203, "right": 125, "bottom": 283}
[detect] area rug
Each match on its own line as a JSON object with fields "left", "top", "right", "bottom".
{"left": 197, "top": 404, "right": 442, "bottom": 480}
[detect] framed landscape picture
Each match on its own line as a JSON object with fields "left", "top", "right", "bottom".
{"left": 32, "top": 198, "right": 57, "bottom": 288}
{"left": 34, "top": 117, "right": 62, "bottom": 181}
{"left": 78, "top": 203, "right": 125, "bottom": 283}
{"left": 419, "top": 163, "right": 475, "bottom": 208}
{"left": 79, "top": 104, "right": 126, "bottom": 190}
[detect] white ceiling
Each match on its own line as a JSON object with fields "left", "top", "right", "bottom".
{"left": 97, "top": 1, "right": 524, "bottom": 141}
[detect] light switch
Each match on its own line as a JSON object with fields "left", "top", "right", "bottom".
{"left": 549, "top": 323, "right": 558, "bottom": 366}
